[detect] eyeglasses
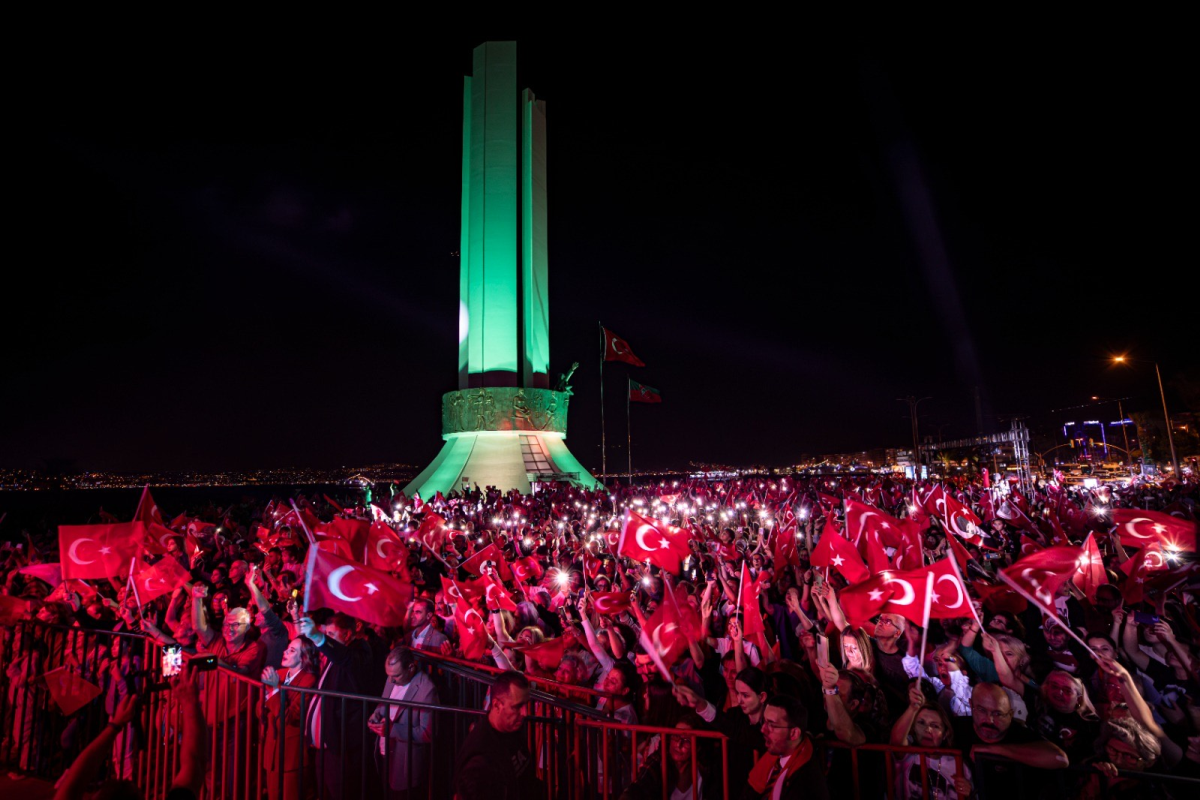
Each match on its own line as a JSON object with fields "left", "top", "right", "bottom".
{"left": 1104, "top": 743, "right": 1144, "bottom": 765}
{"left": 975, "top": 709, "right": 1012, "bottom": 720}
{"left": 762, "top": 722, "right": 797, "bottom": 731}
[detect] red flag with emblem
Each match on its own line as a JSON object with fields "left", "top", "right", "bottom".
{"left": 453, "top": 601, "right": 489, "bottom": 660}
{"left": 364, "top": 522, "right": 410, "bottom": 573}
{"left": 1073, "top": 533, "right": 1108, "bottom": 601}
{"left": 1001, "top": 546, "right": 1082, "bottom": 609}
{"left": 948, "top": 534, "right": 974, "bottom": 573}
{"left": 810, "top": 518, "right": 869, "bottom": 584}
{"left": 618, "top": 510, "right": 690, "bottom": 574}
{"left": 417, "top": 512, "right": 451, "bottom": 553}
{"left": 59, "top": 522, "right": 146, "bottom": 580}
{"left": 972, "top": 580, "right": 1027, "bottom": 614}
{"left": 133, "top": 556, "right": 191, "bottom": 605}
{"left": 737, "top": 562, "right": 767, "bottom": 646}
{"left": 863, "top": 530, "right": 893, "bottom": 574}
{"left": 440, "top": 575, "right": 486, "bottom": 604}
{"left": 602, "top": 326, "right": 645, "bottom": 366}
{"left": 514, "top": 632, "right": 577, "bottom": 670}
{"left": 590, "top": 591, "right": 633, "bottom": 617}
{"left": 1112, "top": 509, "right": 1196, "bottom": 552}
{"left": 1019, "top": 534, "right": 1044, "bottom": 557}
{"left": 44, "top": 667, "right": 103, "bottom": 716}
{"left": 838, "top": 573, "right": 899, "bottom": 628}
{"left": 483, "top": 573, "right": 518, "bottom": 612}
{"left": 1119, "top": 543, "right": 1168, "bottom": 605}
{"left": 134, "top": 485, "right": 165, "bottom": 528}
{"left": 460, "top": 543, "right": 513, "bottom": 582}
{"left": 642, "top": 594, "right": 688, "bottom": 667}
{"left": 317, "top": 518, "right": 371, "bottom": 558}
{"left": 304, "top": 546, "right": 412, "bottom": 627}
{"left": 511, "top": 556, "right": 545, "bottom": 585}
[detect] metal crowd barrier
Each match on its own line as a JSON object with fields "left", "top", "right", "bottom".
{"left": 575, "top": 717, "right": 731, "bottom": 800}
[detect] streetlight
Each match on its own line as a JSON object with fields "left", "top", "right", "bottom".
{"left": 1112, "top": 356, "right": 1180, "bottom": 480}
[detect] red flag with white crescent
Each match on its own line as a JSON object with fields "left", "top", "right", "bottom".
{"left": 810, "top": 517, "right": 869, "bottom": 584}
{"left": 602, "top": 327, "right": 646, "bottom": 366}
{"left": 1073, "top": 533, "right": 1108, "bottom": 601}
{"left": 1001, "top": 546, "right": 1084, "bottom": 609}
{"left": 590, "top": 591, "right": 633, "bottom": 617}
{"left": 1119, "top": 543, "right": 1169, "bottom": 605}
{"left": 1112, "top": 509, "right": 1196, "bottom": 552}
{"left": 364, "top": 521, "right": 410, "bottom": 574}
{"left": 304, "top": 546, "right": 412, "bottom": 627}
{"left": 618, "top": 510, "right": 690, "bottom": 574}
{"left": 132, "top": 556, "right": 191, "bottom": 605}
{"left": 460, "top": 543, "right": 513, "bottom": 582}
{"left": 453, "top": 601, "right": 489, "bottom": 660}
{"left": 59, "top": 522, "right": 146, "bottom": 580}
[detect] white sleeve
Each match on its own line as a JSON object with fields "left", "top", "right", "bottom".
{"left": 948, "top": 669, "right": 973, "bottom": 717}
{"left": 698, "top": 701, "right": 717, "bottom": 723}
{"left": 901, "top": 655, "right": 923, "bottom": 678}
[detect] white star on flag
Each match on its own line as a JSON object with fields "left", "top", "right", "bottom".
{"left": 868, "top": 589, "right": 884, "bottom": 601}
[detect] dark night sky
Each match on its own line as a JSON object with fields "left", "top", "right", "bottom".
{"left": 4, "top": 26, "right": 1195, "bottom": 474}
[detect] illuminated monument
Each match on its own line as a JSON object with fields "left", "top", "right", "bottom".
{"left": 405, "top": 42, "right": 599, "bottom": 497}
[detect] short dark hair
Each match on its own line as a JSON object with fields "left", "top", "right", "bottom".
{"left": 388, "top": 645, "right": 417, "bottom": 670}
{"left": 491, "top": 671, "right": 530, "bottom": 702}
{"left": 735, "top": 666, "right": 767, "bottom": 695}
{"left": 413, "top": 597, "right": 435, "bottom": 615}
{"left": 765, "top": 694, "right": 808, "bottom": 732}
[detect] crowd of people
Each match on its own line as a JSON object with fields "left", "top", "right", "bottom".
{"left": 2, "top": 468, "right": 1199, "bottom": 799}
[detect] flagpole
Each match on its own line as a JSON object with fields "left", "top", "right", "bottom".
{"left": 627, "top": 379, "right": 632, "bottom": 477}
{"left": 599, "top": 322, "right": 606, "bottom": 479}
{"left": 995, "top": 570, "right": 1098, "bottom": 658}
{"left": 918, "top": 571, "right": 933, "bottom": 665}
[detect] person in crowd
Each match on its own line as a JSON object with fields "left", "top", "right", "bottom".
{"left": 403, "top": 597, "right": 447, "bottom": 651}
{"left": 741, "top": 694, "right": 829, "bottom": 800}
{"left": 951, "top": 682, "right": 1068, "bottom": 794}
{"left": 454, "top": 671, "right": 542, "bottom": 800}
{"left": 620, "top": 712, "right": 715, "bottom": 800}
{"left": 890, "top": 681, "right": 972, "bottom": 799}
{"left": 367, "top": 645, "right": 438, "bottom": 798}
{"left": 1079, "top": 717, "right": 1171, "bottom": 799}
{"left": 298, "top": 611, "right": 375, "bottom": 800}
{"left": 261, "top": 636, "right": 320, "bottom": 800}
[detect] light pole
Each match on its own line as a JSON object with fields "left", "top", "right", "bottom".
{"left": 898, "top": 396, "right": 932, "bottom": 475}
{"left": 1113, "top": 356, "right": 1180, "bottom": 480}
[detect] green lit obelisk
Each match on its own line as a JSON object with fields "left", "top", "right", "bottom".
{"left": 406, "top": 42, "right": 599, "bottom": 497}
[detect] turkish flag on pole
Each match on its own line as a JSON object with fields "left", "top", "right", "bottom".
{"left": 921, "top": 558, "right": 973, "bottom": 620}
{"left": 947, "top": 534, "right": 975, "bottom": 573}
{"left": 440, "top": 575, "right": 486, "bottom": 605}
{"left": 364, "top": 521, "right": 410, "bottom": 573}
{"left": 935, "top": 492, "right": 985, "bottom": 544}
{"left": 59, "top": 522, "right": 146, "bottom": 580}
{"left": 483, "top": 573, "right": 518, "bottom": 612}
{"left": 133, "top": 556, "right": 191, "bottom": 605}
{"left": 514, "top": 633, "right": 577, "bottom": 670}
{"left": 602, "top": 327, "right": 645, "bottom": 366}
{"left": 460, "top": 543, "right": 513, "bottom": 582}
{"left": 864, "top": 531, "right": 893, "bottom": 574}
{"left": 1112, "top": 509, "right": 1196, "bottom": 552}
{"left": 628, "top": 380, "right": 662, "bottom": 404}
{"left": 417, "top": 513, "right": 450, "bottom": 553}
{"left": 1019, "top": 534, "right": 1044, "bottom": 557}
{"left": 734, "top": 563, "right": 763, "bottom": 652}
{"left": 642, "top": 593, "right": 688, "bottom": 667}
{"left": 590, "top": 591, "right": 633, "bottom": 617}
{"left": 810, "top": 518, "right": 869, "bottom": 584}
{"left": 845, "top": 497, "right": 905, "bottom": 550}
{"left": 318, "top": 518, "right": 371, "bottom": 559}
{"left": 618, "top": 511, "right": 690, "bottom": 574}
{"left": 1073, "top": 533, "right": 1108, "bottom": 601}
{"left": 973, "top": 580, "right": 1028, "bottom": 615}
{"left": 44, "top": 667, "right": 103, "bottom": 717}
{"left": 838, "top": 574, "right": 899, "bottom": 628}
{"left": 510, "top": 556, "right": 545, "bottom": 584}
{"left": 134, "top": 485, "right": 165, "bottom": 528}
{"left": 453, "top": 602, "right": 489, "bottom": 660}
{"left": 1001, "top": 546, "right": 1083, "bottom": 608}
{"left": 1119, "top": 544, "right": 1169, "bottom": 605}
{"left": 304, "top": 546, "right": 412, "bottom": 628}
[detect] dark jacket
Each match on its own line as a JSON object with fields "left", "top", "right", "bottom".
{"left": 310, "top": 635, "right": 373, "bottom": 754}
{"left": 454, "top": 716, "right": 543, "bottom": 800}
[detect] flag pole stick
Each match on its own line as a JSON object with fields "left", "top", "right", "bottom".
{"left": 627, "top": 380, "right": 632, "bottom": 477}
{"left": 918, "top": 571, "right": 933, "bottom": 665}
{"left": 995, "top": 570, "right": 1098, "bottom": 658}
{"left": 290, "top": 500, "right": 317, "bottom": 546}
{"left": 600, "top": 322, "right": 606, "bottom": 479}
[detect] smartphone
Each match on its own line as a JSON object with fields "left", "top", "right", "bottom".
{"left": 1133, "top": 612, "right": 1160, "bottom": 625}
{"left": 816, "top": 633, "right": 830, "bottom": 666}
{"left": 161, "top": 644, "right": 183, "bottom": 678}
{"left": 189, "top": 655, "right": 218, "bottom": 674}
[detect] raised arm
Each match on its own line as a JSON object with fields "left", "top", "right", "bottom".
{"left": 53, "top": 696, "right": 140, "bottom": 800}
{"left": 890, "top": 681, "right": 927, "bottom": 746}
{"left": 191, "top": 583, "right": 215, "bottom": 648}
{"left": 820, "top": 664, "right": 866, "bottom": 746}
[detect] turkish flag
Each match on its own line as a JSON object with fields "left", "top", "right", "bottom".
{"left": 483, "top": 574, "right": 518, "bottom": 612}
{"left": 590, "top": 591, "right": 633, "bottom": 617}
{"left": 845, "top": 497, "right": 905, "bottom": 550}
{"left": 997, "top": 499, "right": 1039, "bottom": 535}
{"left": 1001, "top": 546, "right": 1083, "bottom": 608}
{"left": 628, "top": 380, "right": 662, "bottom": 404}
{"left": 133, "top": 556, "right": 191, "bottom": 605}
{"left": 934, "top": 492, "right": 984, "bottom": 544}
{"left": 59, "top": 522, "right": 146, "bottom": 580}
{"left": 1019, "top": 534, "right": 1044, "bottom": 557}
{"left": 46, "top": 579, "right": 99, "bottom": 605}
{"left": 417, "top": 512, "right": 451, "bottom": 553}
{"left": 838, "top": 574, "right": 899, "bottom": 628}
{"left": 514, "top": 633, "right": 576, "bottom": 670}
{"left": 141, "top": 520, "right": 181, "bottom": 556}
{"left": 1119, "top": 543, "right": 1169, "bottom": 605}
{"left": 618, "top": 511, "right": 690, "bottom": 574}
{"left": 738, "top": 563, "right": 766, "bottom": 641}
{"left": 316, "top": 538, "right": 356, "bottom": 560}
{"left": 511, "top": 556, "right": 544, "bottom": 584}
{"left": 364, "top": 522, "right": 410, "bottom": 574}
{"left": 305, "top": 547, "right": 412, "bottom": 628}
{"left": 1112, "top": 509, "right": 1196, "bottom": 552}
{"left": 134, "top": 485, "right": 166, "bottom": 528}
{"left": 602, "top": 327, "right": 645, "bottom": 366}
{"left": 441, "top": 575, "right": 486, "bottom": 604}
{"left": 317, "top": 518, "right": 371, "bottom": 558}
{"left": 863, "top": 531, "right": 893, "bottom": 574}
{"left": 921, "top": 558, "right": 973, "bottom": 620}
{"left": 453, "top": 601, "right": 489, "bottom": 660}
{"left": 810, "top": 519, "right": 869, "bottom": 584}
{"left": 461, "top": 543, "right": 513, "bottom": 582}
{"left": 771, "top": 526, "right": 800, "bottom": 569}
{"left": 1073, "top": 533, "right": 1108, "bottom": 601}
{"left": 44, "top": 667, "right": 102, "bottom": 716}
{"left": 947, "top": 534, "right": 974, "bottom": 573}
{"left": 642, "top": 595, "right": 688, "bottom": 667}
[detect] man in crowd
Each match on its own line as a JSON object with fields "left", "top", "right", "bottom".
{"left": 454, "top": 671, "right": 542, "bottom": 800}
{"left": 368, "top": 646, "right": 438, "bottom": 797}
{"left": 741, "top": 694, "right": 829, "bottom": 800}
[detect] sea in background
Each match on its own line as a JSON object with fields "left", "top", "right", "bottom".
{"left": 0, "top": 484, "right": 367, "bottom": 542}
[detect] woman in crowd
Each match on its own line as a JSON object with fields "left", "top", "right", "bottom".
{"left": 261, "top": 636, "right": 320, "bottom": 800}
{"left": 890, "top": 681, "right": 972, "bottom": 800}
